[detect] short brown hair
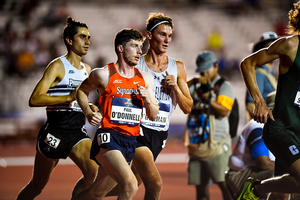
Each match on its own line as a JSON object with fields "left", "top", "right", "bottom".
{"left": 146, "top": 13, "right": 173, "bottom": 32}
{"left": 114, "top": 28, "right": 145, "bottom": 54}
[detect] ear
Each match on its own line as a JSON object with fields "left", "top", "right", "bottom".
{"left": 66, "top": 37, "right": 72, "bottom": 45}
{"left": 117, "top": 45, "right": 123, "bottom": 53}
{"left": 146, "top": 31, "right": 152, "bottom": 40}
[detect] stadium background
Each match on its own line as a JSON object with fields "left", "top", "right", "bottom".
{"left": 0, "top": 0, "right": 295, "bottom": 199}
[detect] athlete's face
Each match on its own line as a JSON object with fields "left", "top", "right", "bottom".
{"left": 68, "top": 27, "right": 90, "bottom": 56}
{"left": 123, "top": 39, "right": 143, "bottom": 66}
{"left": 148, "top": 24, "right": 172, "bottom": 54}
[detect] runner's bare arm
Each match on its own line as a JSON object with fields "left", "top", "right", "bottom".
{"left": 139, "top": 71, "right": 159, "bottom": 121}
{"left": 240, "top": 41, "right": 281, "bottom": 123}
{"left": 76, "top": 68, "right": 108, "bottom": 125}
{"left": 172, "top": 61, "right": 193, "bottom": 114}
{"left": 29, "top": 59, "right": 75, "bottom": 107}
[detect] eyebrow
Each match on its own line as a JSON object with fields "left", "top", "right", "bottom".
{"left": 79, "top": 34, "right": 90, "bottom": 38}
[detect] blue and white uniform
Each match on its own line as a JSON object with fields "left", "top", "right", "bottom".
{"left": 228, "top": 119, "right": 275, "bottom": 171}
{"left": 135, "top": 55, "right": 178, "bottom": 160}
{"left": 137, "top": 55, "right": 177, "bottom": 131}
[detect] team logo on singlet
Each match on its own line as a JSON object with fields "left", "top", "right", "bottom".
{"left": 124, "top": 99, "right": 132, "bottom": 107}
{"left": 68, "top": 70, "right": 75, "bottom": 74}
{"left": 116, "top": 86, "right": 139, "bottom": 97}
{"left": 155, "top": 86, "right": 171, "bottom": 101}
{"left": 289, "top": 145, "right": 299, "bottom": 155}
{"left": 113, "top": 80, "right": 122, "bottom": 84}
{"left": 69, "top": 78, "right": 82, "bottom": 87}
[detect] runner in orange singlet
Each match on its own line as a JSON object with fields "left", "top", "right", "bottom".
{"left": 74, "top": 28, "right": 159, "bottom": 200}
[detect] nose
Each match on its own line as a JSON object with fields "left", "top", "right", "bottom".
{"left": 164, "top": 36, "right": 171, "bottom": 44}
{"left": 85, "top": 37, "right": 90, "bottom": 45}
{"left": 138, "top": 46, "right": 142, "bottom": 54}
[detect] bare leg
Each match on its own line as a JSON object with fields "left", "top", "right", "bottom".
{"left": 195, "top": 185, "right": 210, "bottom": 200}
{"left": 133, "top": 147, "right": 163, "bottom": 200}
{"left": 69, "top": 139, "right": 98, "bottom": 199}
{"left": 16, "top": 150, "right": 59, "bottom": 200}
{"left": 74, "top": 166, "right": 117, "bottom": 200}
{"left": 268, "top": 193, "right": 289, "bottom": 200}
{"left": 74, "top": 149, "right": 138, "bottom": 200}
{"left": 256, "top": 159, "right": 300, "bottom": 195}
{"left": 105, "top": 161, "right": 143, "bottom": 197}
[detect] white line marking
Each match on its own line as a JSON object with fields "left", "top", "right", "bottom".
{"left": 0, "top": 153, "right": 188, "bottom": 167}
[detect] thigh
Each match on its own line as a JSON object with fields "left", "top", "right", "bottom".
{"left": 96, "top": 148, "right": 136, "bottom": 187}
{"left": 137, "top": 126, "right": 168, "bottom": 161}
{"left": 69, "top": 139, "right": 97, "bottom": 175}
{"left": 264, "top": 121, "right": 300, "bottom": 172}
{"left": 133, "top": 147, "right": 161, "bottom": 185}
{"left": 290, "top": 159, "right": 300, "bottom": 181}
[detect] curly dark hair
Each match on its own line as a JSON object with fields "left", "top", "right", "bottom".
{"left": 287, "top": 1, "right": 300, "bottom": 34}
{"left": 63, "top": 16, "right": 88, "bottom": 50}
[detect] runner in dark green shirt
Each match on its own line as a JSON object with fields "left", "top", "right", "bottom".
{"left": 237, "top": 1, "right": 300, "bottom": 200}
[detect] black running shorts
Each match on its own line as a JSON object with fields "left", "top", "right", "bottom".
{"left": 37, "top": 123, "right": 90, "bottom": 159}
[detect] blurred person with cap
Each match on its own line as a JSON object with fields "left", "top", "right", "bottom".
{"left": 226, "top": 92, "right": 289, "bottom": 200}
{"left": 183, "top": 50, "right": 235, "bottom": 200}
{"left": 245, "top": 31, "right": 278, "bottom": 121}
{"left": 237, "top": 1, "right": 300, "bottom": 199}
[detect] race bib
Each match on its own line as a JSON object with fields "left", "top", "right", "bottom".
{"left": 110, "top": 97, "right": 143, "bottom": 126}
{"left": 44, "top": 133, "right": 61, "bottom": 149}
{"left": 141, "top": 102, "right": 170, "bottom": 128}
{"left": 97, "top": 132, "right": 110, "bottom": 145}
{"left": 294, "top": 88, "right": 300, "bottom": 107}
{"left": 70, "top": 100, "right": 82, "bottom": 112}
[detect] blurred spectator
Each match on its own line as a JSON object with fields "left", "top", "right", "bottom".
{"left": 36, "top": 4, "right": 69, "bottom": 29}
{"left": 207, "top": 29, "right": 224, "bottom": 52}
{"left": 275, "top": 20, "right": 288, "bottom": 37}
{"left": 245, "top": 31, "right": 278, "bottom": 122}
{"left": 19, "top": 0, "right": 40, "bottom": 22}
{"left": 34, "top": 38, "right": 51, "bottom": 69}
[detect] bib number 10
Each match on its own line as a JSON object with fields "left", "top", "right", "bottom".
{"left": 97, "top": 132, "right": 111, "bottom": 145}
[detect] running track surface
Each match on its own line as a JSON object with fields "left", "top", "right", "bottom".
{"left": 0, "top": 138, "right": 222, "bottom": 200}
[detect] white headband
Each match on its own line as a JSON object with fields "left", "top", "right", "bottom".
{"left": 149, "top": 21, "right": 169, "bottom": 32}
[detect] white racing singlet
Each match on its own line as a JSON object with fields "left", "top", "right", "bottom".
{"left": 46, "top": 56, "right": 88, "bottom": 112}
{"left": 136, "top": 55, "right": 178, "bottom": 131}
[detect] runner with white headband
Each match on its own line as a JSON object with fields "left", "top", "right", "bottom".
{"left": 149, "top": 21, "right": 169, "bottom": 32}
{"left": 106, "top": 12, "right": 193, "bottom": 200}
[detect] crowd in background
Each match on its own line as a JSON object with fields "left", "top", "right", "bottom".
{"left": 0, "top": 0, "right": 293, "bottom": 132}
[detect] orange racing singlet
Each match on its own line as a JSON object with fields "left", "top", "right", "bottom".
{"left": 98, "top": 63, "right": 145, "bottom": 136}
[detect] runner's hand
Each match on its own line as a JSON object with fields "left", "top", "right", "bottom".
{"left": 253, "top": 101, "right": 274, "bottom": 123}
{"left": 137, "top": 84, "right": 149, "bottom": 102}
{"left": 87, "top": 112, "right": 102, "bottom": 126}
